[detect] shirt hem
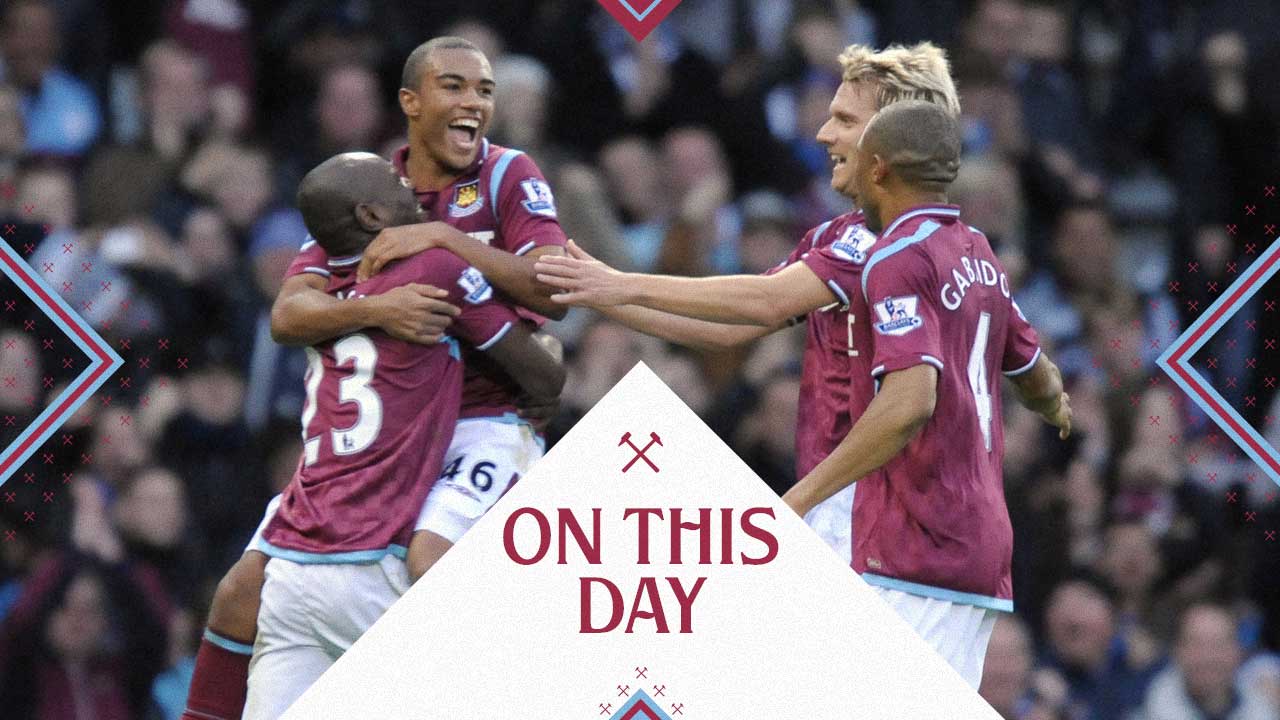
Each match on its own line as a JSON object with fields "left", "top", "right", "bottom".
{"left": 862, "top": 572, "right": 1013, "bottom": 612}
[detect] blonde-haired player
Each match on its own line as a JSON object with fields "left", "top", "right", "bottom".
{"left": 532, "top": 41, "right": 959, "bottom": 566}
{"left": 536, "top": 45, "right": 1071, "bottom": 688}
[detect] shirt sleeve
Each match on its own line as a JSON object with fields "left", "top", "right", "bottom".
{"left": 862, "top": 246, "right": 944, "bottom": 377}
{"left": 797, "top": 221, "right": 878, "bottom": 308}
{"left": 1001, "top": 297, "right": 1042, "bottom": 376}
{"left": 282, "top": 237, "right": 330, "bottom": 279}
{"left": 433, "top": 252, "right": 521, "bottom": 350}
{"left": 493, "top": 152, "right": 569, "bottom": 257}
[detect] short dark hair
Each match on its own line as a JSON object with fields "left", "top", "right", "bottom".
{"left": 861, "top": 99, "right": 961, "bottom": 192}
{"left": 401, "top": 36, "right": 482, "bottom": 90}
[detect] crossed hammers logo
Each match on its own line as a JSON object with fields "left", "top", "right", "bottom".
{"left": 619, "top": 431, "right": 663, "bottom": 473}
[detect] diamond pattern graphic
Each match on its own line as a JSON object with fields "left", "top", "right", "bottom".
{"left": 1158, "top": 237, "right": 1280, "bottom": 487}
{"left": 0, "top": 240, "right": 123, "bottom": 486}
{"left": 611, "top": 689, "right": 672, "bottom": 719}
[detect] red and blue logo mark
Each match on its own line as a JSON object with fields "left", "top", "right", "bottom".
{"left": 598, "top": 667, "right": 683, "bottom": 718}
{"left": 595, "top": 0, "right": 684, "bottom": 42}
{"left": 610, "top": 689, "right": 672, "bottom": 719}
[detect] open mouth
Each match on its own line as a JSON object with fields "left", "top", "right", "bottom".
{"left": 448, "top": 118, "right": 480, "bottom": 148}
{"left": 830, "top": 153, "right": 848, "bottom": 170}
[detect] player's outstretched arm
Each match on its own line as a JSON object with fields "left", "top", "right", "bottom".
{"left": 536, "top": 241, "right": 836, "bottom": 327}
{"left": 356, "top": 222, "right": 569, "bottom": 320}
{"left": 1008, "top": 353, "right": 1072, "bottom": 439}
{"left": 483, "top": 323, "right": 567, "bottom": 404}
{"left": 270, "top": 273, "right": 460, "bottom": 346}
{"left": 601, "top": 304, "right": 777, "bottom": 351}
{"left": 556, "top": 242, "right": 778, "bottom": 350}
{"left": 782, "top": 364, "right": 938, "bottom": 518}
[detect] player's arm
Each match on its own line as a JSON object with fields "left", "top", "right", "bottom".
{"left": 557, "top": 242, "right": 777, "bottom": 349}
{"left": 481, "top": 323, "right": 566, "bottom": 403}
{"left": 1008, "top": 352, "right": 1072, "bottom": 439}
{"left": 270, "top": 273, "right": 460, "bottom": 346}
{"left": 782, "top": 364, "right": 938, "bottom": 518}
{"left": 356, "top": 222, "right": 567, "bottom": 320}
{"left": 600, "top": 305, "right": 777, "bottom": 351}
{"left": 535, "top": 241, "right": 838, "bottom": 326}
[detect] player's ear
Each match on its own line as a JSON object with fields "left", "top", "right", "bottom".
{"left": 398, "top": 88, "right": 419, "bottom": 119}
{"left": 354, "top": 202, "right": 388, "bottom": 232}
{"left": 872, "top": 154, "right": 890, "bottom": 186}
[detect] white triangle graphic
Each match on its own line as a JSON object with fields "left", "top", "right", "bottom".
{"left": 281, "top": 363, "right": 1002, "bottom": 718}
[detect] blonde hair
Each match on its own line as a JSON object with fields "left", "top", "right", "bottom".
{"left": 838, "top": 42, "right": 961, "bottom": 117}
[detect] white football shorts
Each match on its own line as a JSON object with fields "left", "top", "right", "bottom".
{"left": 244, "top": 554, "right": 410, "bottom": 720}
{"left": 803, "top": 485, "right": 854, "bottom": 565}
{"left": 415, "top": 418, "right": 543, "bottom": 542}
{"left": 872, "top": 586, "right": 999, "bottom": 689}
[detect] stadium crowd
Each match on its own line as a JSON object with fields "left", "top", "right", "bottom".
{"left": 0, "top": 0, "right": 1279, "bottom": 718}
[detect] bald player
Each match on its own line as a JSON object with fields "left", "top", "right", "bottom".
{"left": 782, "top": 101, "right": 1070, "bottom": 686}
{"left": 184, "top": 152, "right": 563, "bottom": 720}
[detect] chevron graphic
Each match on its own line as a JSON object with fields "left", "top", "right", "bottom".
{"left": 0, "top": 240, "right": 124, "bottom": 486}
{"left": 1157, "top": 237, "right": 1280, "bottom": 486}
{"left": 595, "top": 0, "right": 684, "bottom": 42}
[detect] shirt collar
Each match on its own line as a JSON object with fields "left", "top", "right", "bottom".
{"left": 392, "top": 138, "right": 492, "bottom": 191}
{"left": 879, "top": 204, "right": 961, "bottom": 239}
{"left": 327, "top": 253, "right": 362, "bottom": 269}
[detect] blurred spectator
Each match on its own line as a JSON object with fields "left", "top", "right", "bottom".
{"left": 737, "top": 190, "right": 797, "bottom": 274}
{"left": 0, "top": 547, "right": 170, "bottom": 720}
{"left": 490, "top": 55, "right": 550, "bottom": 153}
{"left": 0, "top": 0, "right": 102, "bottom": 157}
{"left": 599, "top": 135, "right": 672, "bottom": 271}
{"left": 657, "top": 126, "right": 740, "bottom": 275}
{"left": 982, "top": 614, "right": 1078, "bottom": 720}
{"left": 1131, "top": 604, "right": 1279, "bottom": 720}
{"left": 733, "top": 369, "right": 800, "bottom": 496}
{"left": 1039, "top": 572, "right": 1162, "bottom": 720}
{"left": 277, "top": 62, "right": 387, "bottom": 195}
{"left": 0, "top": 85, "right": 26, "bottom": 168}
{"left": 165, "top": 0, "right": 254, "bottom": 100}
{"left": 137, "top": 40, "right": 213, "bottom": 161}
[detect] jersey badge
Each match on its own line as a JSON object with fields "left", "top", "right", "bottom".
{"left": 457, "top": 266, "right": 494, "bottom": 304}
{"left": 873, "top": 295, "right": 923, "bottom": 336}
{"left": 449, "top": 180, "right": 485, "bottom": 217}
{"left": 830, "top": 225, "right": 877, "bottom": 264}
{"left": 519, "top": 178, "right": 557, "bottom": 217}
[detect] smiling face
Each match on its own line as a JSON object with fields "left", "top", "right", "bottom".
{"left": 815, "top": 80, "right": 879, "bottom": 201}
{"left": 401, "top": 47, "right": 495, "bottom": 174}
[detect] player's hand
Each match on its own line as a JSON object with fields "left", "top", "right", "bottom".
{"left": 534, "top": 240, "right": 633, "bottom": 307}
{"left": 367, "top": 283, "right": 460, "bottom": 344}
{"left": 358, "top": 222, "right": 454, "bottom": 282}
{"left": 517, "top": 394, "right": 560, "bottom": 432}
{"left": 1046, "top": 391, "right": 1072, "bottom": 439}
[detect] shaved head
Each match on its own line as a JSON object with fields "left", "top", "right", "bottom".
{"left": 860, "top": 100, "right": 960, "bottom": 192}
{"left": 297, "top": 152, "right": 420, "bottom": 257}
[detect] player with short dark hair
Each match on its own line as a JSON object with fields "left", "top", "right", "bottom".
{"left": 242, "top": 152, "right": 563, "bottom": 719}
